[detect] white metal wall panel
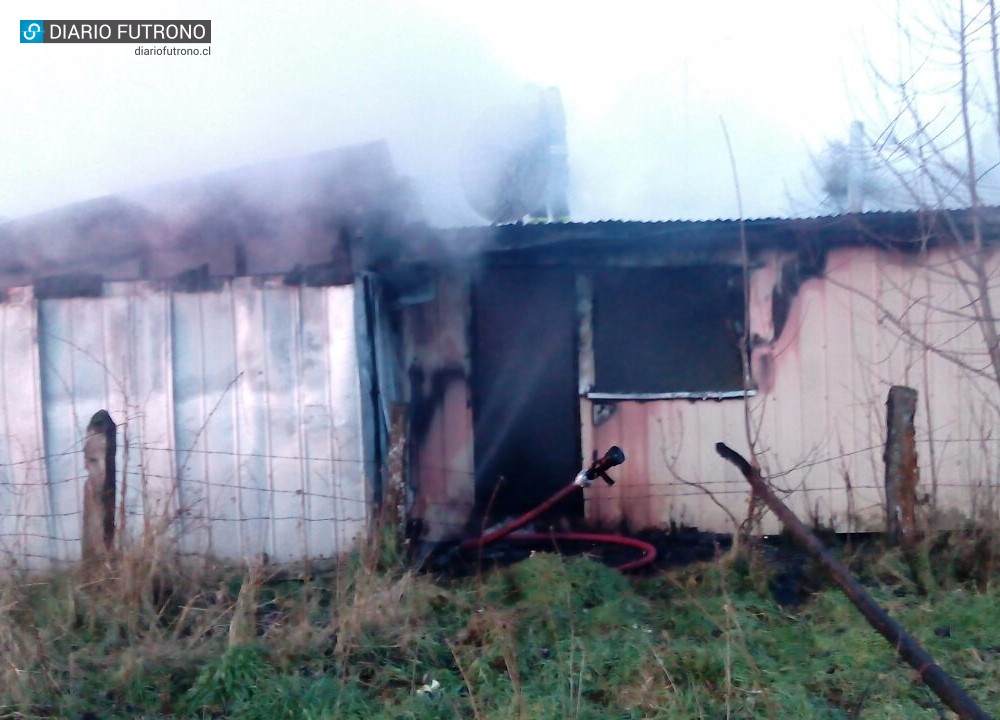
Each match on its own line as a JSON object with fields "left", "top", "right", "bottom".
{"left": 0, "top": 278, "right": 367, "bottom": 570}
{"left": 171, "top": 280, "right": 367, "bottom": 564}
{"left": 111, "top": 284, "right": 178, "bottom": 538}
{"left": 171, "top": 288, "right": 242, "bottom": 560}
{"left": 0, "top": 288, "right": 49, "bottom": 568}
{"left": 322, "top": 284, "right": 368, "bottom": 556}
{"left": 34, "top": 284, "right": 178, "bottom": 565}
{"left": 300, "top": 286, "right": 350, "bottom": 557}
{"left": 38, "top": 293, "right": 122, "bottom": 563}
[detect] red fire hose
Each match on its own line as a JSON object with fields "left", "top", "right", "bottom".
{"left": 460, "top": 447, "right": 657, "bottom": 573}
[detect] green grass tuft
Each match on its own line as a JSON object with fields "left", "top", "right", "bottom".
{"left": 1, "top": 539, "right": 999, "bottom": 718}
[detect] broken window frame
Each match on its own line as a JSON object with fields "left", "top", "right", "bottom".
{"left": 577, "top": 266, "right": 755, "bottom": 400}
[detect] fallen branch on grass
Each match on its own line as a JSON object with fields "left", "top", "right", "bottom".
{"left": 715, "top": 441, "right": 992, "bottom": 720}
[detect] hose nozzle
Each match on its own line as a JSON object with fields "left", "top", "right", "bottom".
{"left": 575, "top": 446, "right": 626, "bottom": 487}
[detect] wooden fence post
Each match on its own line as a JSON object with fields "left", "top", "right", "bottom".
{"left": 82, "top": 410, "right": 116, "bottom": 568}
{"left": 884, "top": 386, "right": 919, "bottom": 548}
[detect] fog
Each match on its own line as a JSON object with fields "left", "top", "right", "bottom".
{"left": 2, "top": 1, "right": 912, "bottom": 225}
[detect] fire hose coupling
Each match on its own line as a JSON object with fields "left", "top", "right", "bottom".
{"left": 574, "top": 446, "right": 626, "bottom": 487}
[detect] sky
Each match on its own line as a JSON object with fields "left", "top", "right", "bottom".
{"left": 1, "top": 1, "right": 910, "bottom": 226}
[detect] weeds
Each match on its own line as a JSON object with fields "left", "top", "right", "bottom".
{"left": 0, "top": 533, "right": 999, "bottom": 718}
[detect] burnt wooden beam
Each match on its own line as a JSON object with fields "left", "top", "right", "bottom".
{"left": 715, "top": 442, "right": 991, "bottom": 720}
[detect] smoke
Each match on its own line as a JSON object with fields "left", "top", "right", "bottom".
{"left": 0, "top": 1, "right": 522, "bottom": 227}
{"left": 1, "top": 0, "right": 901, "bottom": 227}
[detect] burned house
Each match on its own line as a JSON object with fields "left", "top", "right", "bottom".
{"left": 0, "top": 142, "right": 420, "bottom": 568}
{"left": 2, "top": 143, "right": 999, "bottom": 570}
{"left": 383, "top": 210, "right": 1000, "bottom": 541}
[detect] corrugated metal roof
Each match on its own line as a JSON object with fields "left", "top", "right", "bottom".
{"left": 444, "top": 204, "right": 1000, "bottom": 227}
{"left": 408, "top": 206, "right": 1000, "bottom": 265}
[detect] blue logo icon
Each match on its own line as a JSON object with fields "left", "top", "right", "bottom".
{"left": 20, "top": 20, "right": 44, "bottom": 43}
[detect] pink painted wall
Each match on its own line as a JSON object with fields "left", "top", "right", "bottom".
{"left": 584, "top": 247, "right": 1000, "bottom": 533}
{"left": 409, "top": 246, "right": 1000, "bottom": 537}
{"left": 404, "top": 271, "right": 475, "bottom": 541}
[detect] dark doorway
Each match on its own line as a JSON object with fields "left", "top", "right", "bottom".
{"left": 472, "top": 267, "right": 581, "bottom": 522}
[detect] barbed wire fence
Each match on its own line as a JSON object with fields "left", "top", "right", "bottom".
{"left": 0, "top": 435, "right": 377, "bottom": 569}
{"left": 4, "top": 317, "right": 1000, "bottom": 571}
{"left": 3, "top": 401, "right": 1000, "bottom": 571}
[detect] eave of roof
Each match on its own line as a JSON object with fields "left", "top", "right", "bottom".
{"left": 407, "top": 206, "right": 1000, "bottom": 265}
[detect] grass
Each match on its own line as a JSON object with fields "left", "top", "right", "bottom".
{"left": 1, "top": 536, "right": 1000, "bottom": 719}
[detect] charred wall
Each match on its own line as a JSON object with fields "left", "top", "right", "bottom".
{"left": 401, "top": 268, "right": 475, "bottom": 542}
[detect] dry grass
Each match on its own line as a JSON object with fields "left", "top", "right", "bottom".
{"left": 0, "top": 527, "right": 999, "bottom": 718}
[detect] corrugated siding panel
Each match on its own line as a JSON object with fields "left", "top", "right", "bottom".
{"left": 0, "top": 288, "right": 49, "bottom": 567}
{"left": 874, "top": 249, "right": 1000, "bottom": 524}
{"left": 172, "top": 287, "right": 242, "bottom": 559}
{"left": 116, "top": 284, "right": 178, "bottom": 538}
{"left": 299, "top": 285, "right": 367, "bottom": 557}
{"left": 31, "top": 284, "right": 177, "bottom": 563}
{"left": 586, "top": 397, "right": 751, "bottom": 531}
{"left": 0, "top": 279, "right": 367, "bottom": 569}
{"left": 172, "top": 280, "right": 367, "bottom": 564}
{"left": 39, "top": 293, "right": 121, "bottom": 563}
